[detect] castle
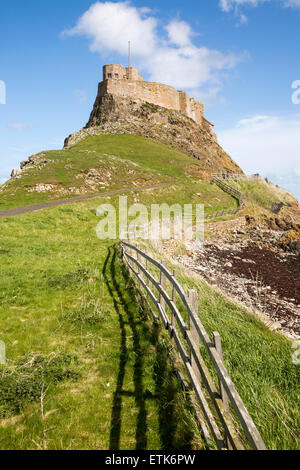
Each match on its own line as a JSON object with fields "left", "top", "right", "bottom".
{"left": 64, "top": 63, "right": 239, "bottom": 173}
{"left": 96, "top": 64, "right": 209, "bottom": 129}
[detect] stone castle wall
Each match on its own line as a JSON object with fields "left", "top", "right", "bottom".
{"left": 96, "top": 71, "right": 205, "bottom": 127}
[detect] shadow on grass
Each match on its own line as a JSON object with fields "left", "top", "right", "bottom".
{"left": 102, "top": 244, "right": 194, "bottom": 450}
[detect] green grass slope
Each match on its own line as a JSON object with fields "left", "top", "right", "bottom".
{"left": 0, "top": 189, "right": 299, "bottom": 449}
{"left": 231, "top": 177, "right": 299, "bottom": 218}
{"left": 0, "top": 201, "right": 203, "bottom": 450}
{"left": 1, "top": 134, "right": 299, "bottom": 450}
{"left": 0, "top": 134, "right": 238, "bottom": 214}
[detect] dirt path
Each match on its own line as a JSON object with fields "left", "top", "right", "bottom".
{"left": 0, "top": 182, "right": 181, "bottom": 218}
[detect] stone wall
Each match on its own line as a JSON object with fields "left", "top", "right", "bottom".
{"left": 95, "top": 78, "right": 205, "bottom": 127}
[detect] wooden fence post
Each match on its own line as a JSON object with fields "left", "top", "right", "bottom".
{"left": 213, "top": 332, "right": 229, "bottom": 414}
{"left": 137, "top": 252, "right": 141, "bottom": 275}
{"left": 160, "top": 261, "right": 167, "bottom": 312}
{"left": 171, "top": 270, "right": 177, "bottom": 335}
{"left": 145, "top": 249, "right": 149, "bottom": 287}
{"left": 187, "top": 289, "right": 201, "bottom": 383}
{"left": 213, "top": 332, "right": 232, "bottom": 449}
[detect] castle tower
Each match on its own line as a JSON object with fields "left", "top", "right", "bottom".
{"left": 102, "top": 64, "right": 143, "bottom": 81}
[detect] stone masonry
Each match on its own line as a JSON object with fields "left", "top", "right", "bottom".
{"left": 87, "top": 64, "right": 208, "bottom": 130}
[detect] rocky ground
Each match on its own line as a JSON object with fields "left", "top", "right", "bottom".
{"left": 163, "top": 218, "right": 300, "bottom": 340}
{"left": 64, "top": 96, "right": 243, "bottom": 177}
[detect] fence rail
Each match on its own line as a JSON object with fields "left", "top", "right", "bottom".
{"left": 207, "top": 175, "right": 244, "bottom": 220}
{"left": 121, "top": 240, "right": 266, "bottom": 451}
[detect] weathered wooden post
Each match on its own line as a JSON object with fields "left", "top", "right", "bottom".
{"left": 187, "top": 289, "right": 201, "bottom": 383}
{"left": 213, "top": 332, "right": 229, "bottom": 414}
{"left": 213, "top": 331, "right": 233, "bottom": 449}
{"left": 171, "top": 270, "right": 177, "bottom": 335}
{"left": 160, "top": 261, "right": 167, "bottom": 312}
{"left": 137, "top": 251, "right": 141, "bottom": 276}
{"left": 145, "top": 249, "right": 149, "bottom": 287}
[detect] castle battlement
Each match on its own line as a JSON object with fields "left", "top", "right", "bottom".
{"left": 98, "top": 64, "right": 207, "bottom": 129}
{"left": 103, "top": 64, "right": 143, "bottom": 82}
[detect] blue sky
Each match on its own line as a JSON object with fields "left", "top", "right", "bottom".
{"left": 0, "top": 0, "right": 300, "bottom": 198}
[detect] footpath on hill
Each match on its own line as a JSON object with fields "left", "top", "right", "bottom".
{"left": 0, "top": 182, "right": 181, "bottom": 218}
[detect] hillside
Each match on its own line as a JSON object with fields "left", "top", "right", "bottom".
{"left": 1, "top": 77, "right": 300, "bottom": 451}
{"left": 0, "top": 187, "right": 299, "bottom": 449}
{"left": 0, "top": 134, "right": 238, "bottom": 212}
{"left": 65, "top": 95, "right": 243, "bottom": 176}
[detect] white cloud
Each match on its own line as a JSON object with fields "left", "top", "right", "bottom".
{"left": 7, "top": 122, "right": 29, "bottom": 131}
{"left": 220, "top": 0, "right": 266, "bottom": 11}
{"left": 63, "top": 2, "right": 157, "bottom": 57}
{"left": 166, "top": 20, "right": 193, "bottom": 47}
{"left": 220, "top": 0, "right": 300, "bottom": 22}
{"left": 63, "top": 1, "right": 242, "bottom": 102}
{"left": 217, "top": 114, "right": 300, "bottom": 200}
{"left": 284, "top": 0, "right": 300, "bottom": 7}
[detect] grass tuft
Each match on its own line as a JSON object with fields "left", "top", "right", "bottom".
{"left": 0, "top": 353, "right": 80, "bottom": 418}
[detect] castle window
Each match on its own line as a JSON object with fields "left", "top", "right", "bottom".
{"left": 114, "top": 73, "right": 119, "bottom": 78}
{"left": 107, "top": 73, "right": 112, "bottom": 78}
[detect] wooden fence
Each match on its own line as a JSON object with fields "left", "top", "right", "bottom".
{"left": 121, "top": 240, "right": 266, "bottom": 451}
{"left": 208, "top": 176, "right": 244, "bottom": 219}
{"left": 211, "top": 173, "right": 249, "bottom": 181}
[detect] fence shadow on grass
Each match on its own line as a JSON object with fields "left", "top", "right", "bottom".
{"left": 102, "top": 244, "right": 193, "bottom": 450}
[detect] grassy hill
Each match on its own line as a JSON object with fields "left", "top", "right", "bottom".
{"left": 0, "top": 195, "right": 299, "bottom": 449}
{"left": 0, "top": 134, "right": 237, "bottom": 214}
{"left": 0, "top": 202, "right": 204, "bottom": 450}
{"left": 0, "top": 134, "right": 299, "bottom": 450}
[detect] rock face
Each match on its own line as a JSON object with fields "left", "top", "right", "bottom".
{"left": 8, "top": 153, "right": 53, "bottom": 181}
{"left": 11, "top": 169, "right": 22, "bottom": 178}
{"left": 64, "top": 94, "right": 243, "bottom": 177}
{"left": 20, "top": 153, "right": 52, "bottom": 171}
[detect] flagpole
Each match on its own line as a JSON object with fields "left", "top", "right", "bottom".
{"left": 128, "top": 41, "right": 131, "bottom": 69}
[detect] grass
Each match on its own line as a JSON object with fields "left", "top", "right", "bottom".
{"left": 0, "top": 191, "right": 299, "bottom": 449}
{"left": 0, "top": 200, "right": 203, "bottom": 450}
{"left": 230, "top": 178, "right": 297, "bottom": 213}
{"left": 0, "top": 134, "right": 227, "bottom": 210}
{"left": 1, "top": 135, "right": 299, "bottom": 450}
{"left": 140, "top": 244, "right": 300, "bottom": 450}
{"left": 181, "top": 273, "right": 300, "bottom": 450}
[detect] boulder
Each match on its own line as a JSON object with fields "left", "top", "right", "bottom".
{"left": 11, "top": 168, "right": 22, "bottom": 178}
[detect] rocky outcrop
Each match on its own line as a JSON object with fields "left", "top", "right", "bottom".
{"left": 20, "top": 153, "right": 52, "bottom": 171}
{"left": 11, "top": 169, "right": 22, "bottom": 179}
{"left": 64, "top": 95, "right": 243, "bottom": 177}
{"left": 10, "top": 153, "right": 53, "bottom": 180}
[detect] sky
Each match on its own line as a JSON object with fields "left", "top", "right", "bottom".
{"left": 0, "top": 0, "right": 300, "bottom": 199}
